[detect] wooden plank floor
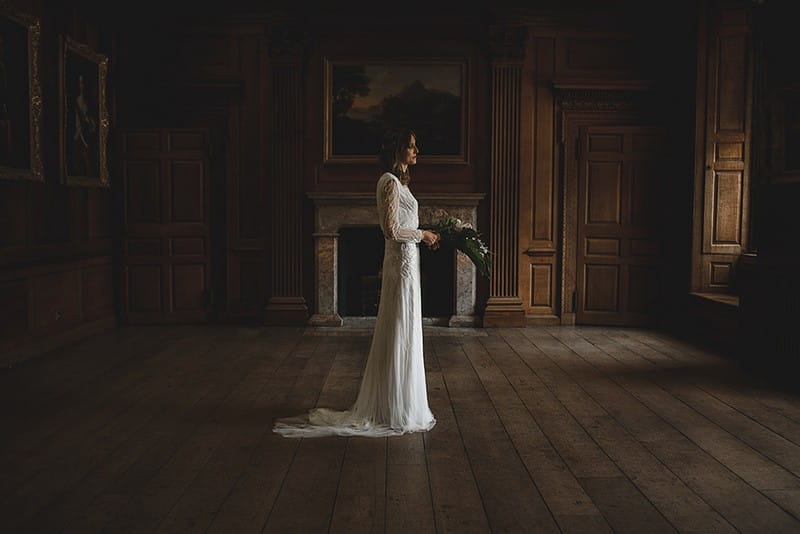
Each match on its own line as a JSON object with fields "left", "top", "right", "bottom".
{"left": 3, "top": 325, "right": 800, "bottom": 533}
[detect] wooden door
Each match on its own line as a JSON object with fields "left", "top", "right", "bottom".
{"left": 692, "top": 4, "right": 752, "bottom": 293}
{"left": 122, "top": 129, "right": 211, "bottom": 323}
{"left": 576, "top": 126, "right": 665, "bottom": 325}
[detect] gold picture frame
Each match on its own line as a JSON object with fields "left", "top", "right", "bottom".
{"left": 60, "top": 35, "right": 109, "bottom": 187}
{"left": 0, "top": 2, "right": 43, "bottom": 181}
{"left": 323, "top": 58, "right": 468, "bottom": 164}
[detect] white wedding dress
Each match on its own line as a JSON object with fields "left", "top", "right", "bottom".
{"left": 273, "top": 172, "right": 436, "bottom": 438}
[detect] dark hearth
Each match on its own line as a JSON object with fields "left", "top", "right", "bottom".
{"left": 337, "top": 226, "right": 454, "bottom": 318}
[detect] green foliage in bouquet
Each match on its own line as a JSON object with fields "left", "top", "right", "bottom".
{"left": 429, "top": 215, "right": 492, "bottom": 279}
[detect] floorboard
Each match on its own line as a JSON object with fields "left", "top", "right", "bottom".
{"left": 2, "top": 324, "right": 800, "bottom": 533}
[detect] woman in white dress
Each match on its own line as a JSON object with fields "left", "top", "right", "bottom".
{"left": 273, "top": 129, "right": 439, "bottom": 438}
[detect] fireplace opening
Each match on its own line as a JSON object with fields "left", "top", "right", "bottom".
{"left": 337, "top": 226, "right": 454, "bottom": 318}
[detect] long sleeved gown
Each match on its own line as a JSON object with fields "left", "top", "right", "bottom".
{"left": 272, "top": 172, "right": 436, "bottom": 437}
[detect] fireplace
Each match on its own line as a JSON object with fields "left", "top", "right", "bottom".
{"left": 308, "top": 192, "right": 484, "bottom": 327}
{"left": 337, "top": 226, "right": 454, "bottom": 319}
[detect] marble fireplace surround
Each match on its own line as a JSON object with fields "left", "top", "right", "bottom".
{"left": 307, "top": 192, "right": 485, "bottom": 327}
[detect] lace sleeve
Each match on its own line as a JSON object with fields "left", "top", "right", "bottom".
{"left": 381, "top": 177, "right": 423, "bottom": 243}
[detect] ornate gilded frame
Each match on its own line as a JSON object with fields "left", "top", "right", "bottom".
{"left": 323, "top": 58, "right": 468, "bottom": 164}
{"left": 0, "top": 2, "right": 43, "bottom": 181}
{"left": 59, "top": 35, "right": 109, "bottom": 187}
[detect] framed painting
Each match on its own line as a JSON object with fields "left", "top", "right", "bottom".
{"left": 324, "top": 59, "right": 467, "bottom": 164}
{"left": 60, "top": 36, "right": 109, "bottom": 187}
{"left": 0, "top": 2, "right": 42, "bottom": 181}
{"left": 770, "top": 85, "right": 800, "bottom": 183}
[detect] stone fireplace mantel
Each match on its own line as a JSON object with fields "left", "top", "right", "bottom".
{"left": 307, "top": 192, "right": 485, "bottom": 327}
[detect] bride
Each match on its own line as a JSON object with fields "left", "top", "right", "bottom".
{"left": 273, "top": 128, "right": 439, "bottom": 438}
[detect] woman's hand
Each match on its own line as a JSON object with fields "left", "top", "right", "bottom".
{"left": 421, "top": 230, "right": 440, "bottom": 250}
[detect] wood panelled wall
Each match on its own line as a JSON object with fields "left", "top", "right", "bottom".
{"left": 483, "top": 26, "right": 527, "bottom": 327}
{"left": 508, "top": 7, "right": 697, "bottom": 326}
{"left": 303, "top": 18, "right": 488, "bottom": 194}
{"left": 737, "top": 0, "right": 800, "bottom": 374}
{"left": 523, "top": 35, "right": 557, "bottom": 320}
{"left": 301, "top": 17, "right": 490, "bottom": 324}
{"left": 110, "top": 3, "right": 700, "bottom": 328}
{"left": 2, "top": 0, "right": 783, "bottom": 354}
{"left": 692, "top": 2, "right": 753, "bottom": 294}
{"left": 265, "top": 38, "right": 307, "bottom": 324}
{"left": 114, "top": 9, "right": 490, "bottom": 325}
{"left": 115, "top": 16, "right": 268, "bottom": 321}
{"left": 1, "top": 0, "right": 115, "bottom": 365}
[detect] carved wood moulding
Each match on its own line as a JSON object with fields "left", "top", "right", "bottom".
{"left": 269, "top": 63, "right": 303, "bottom": 298}
{"left": 490, "top": 65, "right": 522, "bottom": 299}
{"left": 267, "top": 24, "right": 308, "bottom": 59}
{"left": 554, "top": 87, "right": 652, "bottom": 111}
{"left": 0, "top": 2, "right": 43, "bottom": 182}
{"left": 484, "top": 60, "right": 526, "bottom": 326}
{"left": 488, "top": 25, "right": 528, "bottom": 62}
{"left": 266, "top": 60, "right": 308, "bottom": 324}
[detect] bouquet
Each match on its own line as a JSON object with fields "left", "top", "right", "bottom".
{"left": 427, "top": 214, "right": 492, "bottom": 279}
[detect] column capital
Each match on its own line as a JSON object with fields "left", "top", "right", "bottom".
{"left": 267, "top": 24, "right": 308, "bottom": 60}
{"left": 488, "top": 25, "right": 529, "bottom": 63}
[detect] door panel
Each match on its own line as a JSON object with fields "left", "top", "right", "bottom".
{"left": 576, "top": 126, "right": 665, "bottom": 325}
{"left": 584, "top": 265, "right": 619, "bottom": 312}
{"left": 586, "top": 162, "right": 622, "bottom": 224}
{"left": 122, "top": 129, "right": 211, "bottom": 323}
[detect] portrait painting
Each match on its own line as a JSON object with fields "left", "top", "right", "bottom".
{"left": 60, "top": 36, "right": 108, "bottom": 186}
{"left": 769, "top": 85, "right": 800, "bottom": 183}
{"left": 325, "top": 60, "right": 467, "bottom": 163}
{"left": 0, "top": 3, "right": 42, "bottom": 181}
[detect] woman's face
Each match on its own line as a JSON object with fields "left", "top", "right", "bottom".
{"left": 400, "top": 135, "right": 419, "bottom": 166}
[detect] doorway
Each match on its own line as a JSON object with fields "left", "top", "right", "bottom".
{"left": 120, "top": 129, "right": 212, "bottom": 323}
{"left": 559, "top": 106, "right": 668, "bottom": 326}
{"left": 575, "top": 125, "right": 666, "bottom": 325}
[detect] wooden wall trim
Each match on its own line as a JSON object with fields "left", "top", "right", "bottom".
{"left": 265, "top": 36, "right": 308, "bottom": 325}
{"left": 484, "top": 25, "right": 528, "bottom": 327}
{"left": 692, "top": 2, "right": 753, "bottom": 293}
{"left": 519, "top": 36, "right": 560, "bottom": 321}
{"left": 1, "top": 317, "right": 115, "bottom": 369}
{"left": 0, "top": 257, "right": 115, "bottom": 365}
{"left": 489, "top": 67, "right": 521, "bottom": 299}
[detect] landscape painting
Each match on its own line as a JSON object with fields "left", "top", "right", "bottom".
{"left": 325, "top": 60, "right": 466, "bottom": 163}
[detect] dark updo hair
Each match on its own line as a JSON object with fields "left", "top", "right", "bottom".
{"left": 378, "top": 128, "right": 416, "bottom": 186}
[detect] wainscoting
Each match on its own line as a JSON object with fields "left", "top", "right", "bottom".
{"left": 0, "top": 257, "right": 115, "bottom": 367}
